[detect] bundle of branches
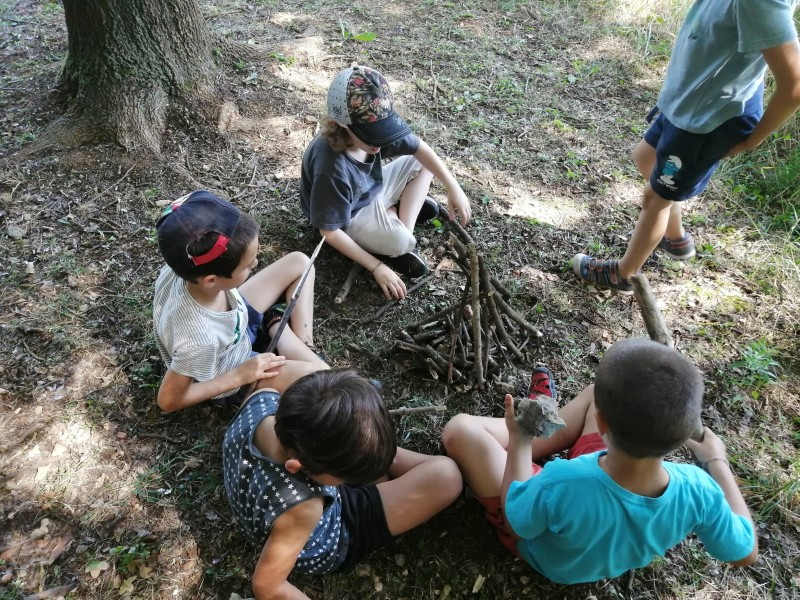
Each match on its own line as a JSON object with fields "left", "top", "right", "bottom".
{"left": 395, "top": 217, "right": 543, "bottom": 391}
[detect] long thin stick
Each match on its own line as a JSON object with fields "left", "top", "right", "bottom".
{"left": 388, "top": 405, "right": 446, "bottom": 416}
{"left": 468, "top": 244, "right": 484, "bottom": 390}
{"left": 360, "top": 275, "right": 433, "bottom": 324}
{"left": 266, "top": 237, "right": 326, "bottom": 354}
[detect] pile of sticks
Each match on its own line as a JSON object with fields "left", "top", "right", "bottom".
{"left": 395, "top": 217, "right": 543, "bottom": 390}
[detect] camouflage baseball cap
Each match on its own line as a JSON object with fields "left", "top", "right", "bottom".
{"left": 327, "top": 64, "right": 411, "bottom": 147}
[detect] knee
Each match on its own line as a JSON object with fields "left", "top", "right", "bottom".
{"left": 641, "top": 186, "right": 672, "bottom": 212}
{"left": 383, "top": 230, "right": 416, "bottom": 257}
{"left": 431, "top": 455, "right": 463, "bottom": 499}
{"left": 288, "top": 251, "right": 313, "bottom": 275}
{"left": 442, "top": 414, "right": 474, "bottom": 455}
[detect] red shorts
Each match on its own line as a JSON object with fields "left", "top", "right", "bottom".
{"left": 476, "top": 432, "right": 606, "bottom": 555}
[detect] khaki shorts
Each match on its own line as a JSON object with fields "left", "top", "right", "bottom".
{"left": 346, "top": 155, "right": 422, "bottom": 257}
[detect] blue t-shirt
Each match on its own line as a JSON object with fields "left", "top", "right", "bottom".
{"left": 299, "top": 133, "right": 420, "bottom": 231}
{"left": 222, "top": 391, "right": 347, "bottom": 574}
{"left": 505, "top": 452, "right": 754, "bottom": 584}
{"left": 657, "top": 0, "right": 798, "bottom": 133}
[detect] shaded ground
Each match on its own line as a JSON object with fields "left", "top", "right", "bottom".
{"left": 1, "top": 0, "right": 798, "bottom": 599}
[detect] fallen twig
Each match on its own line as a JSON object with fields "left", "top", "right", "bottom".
{"left": 388, "top": 405, "right": 446, "bottom": 416}
{"left": 334, "top": 264, "right": 363, "bottom": 304}
{"left": 361, "top": 275, "right": 433, "bottom": 324}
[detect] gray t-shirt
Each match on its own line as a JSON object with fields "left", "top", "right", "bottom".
{"left": 299, "top": 133, "right": 420, "bottom": 231}
{"left": 152, "top": 266, "right": 251, "bottom": 398}
{"left": 658, "top": 0, "right": 798, "bottom": 133}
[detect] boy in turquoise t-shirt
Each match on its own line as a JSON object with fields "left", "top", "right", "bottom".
{"left": 573, "top": 0, "right": 800, "bottom": 293}
{"left": 443, "top": 339, "right": 757, "bottom": 583}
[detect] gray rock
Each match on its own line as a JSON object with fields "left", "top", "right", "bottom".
{"left": 514, "top": 395, "right": 565, "bottom": 438}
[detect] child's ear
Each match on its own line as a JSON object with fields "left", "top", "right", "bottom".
{"left": 197, "top": 274, "right": 217, "bottom": 288}
{"left": 284, "top": 458, "right": 303, "bottom": 474}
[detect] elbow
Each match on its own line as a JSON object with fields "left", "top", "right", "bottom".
{"left": 156, "top": 389, "right": 181, "bottom": 413}
{"left": 730, "top": 540, "right": 759, "bottom": 568}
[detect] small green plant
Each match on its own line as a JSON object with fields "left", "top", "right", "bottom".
{"left": 109, "top": 542, "right": 151, "bottom": 575}
{"left": 729, "top": 339, "right": 780, "bottom": 389}
{"left": 338, "top": 21, "right": 377, "bottom": 42}
{"left": 269, "top": 52, "right": 296, "bottom": 66}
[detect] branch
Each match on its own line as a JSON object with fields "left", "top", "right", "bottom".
{"left": 360, "top": 276, "right": 433, "bottom": 324}
{"left": 334, "top": 264, "right": 363, "bottom": 304}
{"left": 388, "top": 405, "right": 447, "bottom": 416}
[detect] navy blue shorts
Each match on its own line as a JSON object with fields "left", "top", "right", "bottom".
{"left": 336, "top": 483, "right": 393, "bottom": 572}
{"left": 645, "top": 87, "right": 762, "bottom": 201}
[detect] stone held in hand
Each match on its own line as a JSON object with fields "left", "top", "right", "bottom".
{"left": 514, "top": 395, "right": 565, "bottom": 438}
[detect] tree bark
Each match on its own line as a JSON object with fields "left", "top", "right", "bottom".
{"left": 34, "top": 0, "right": 219, "bottom": 153}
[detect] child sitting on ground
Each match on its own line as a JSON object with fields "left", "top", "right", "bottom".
{"left": 153, "top": 190, "right": 328, "bottom": 412}
{"left": 300, "top": 63, "right": 472, "bottom": 300}
{"left": 443, "top": 339, "right": 757, "bottom": 584}
{"left": 223, "top": 369, "right": 462, "bottom": 600}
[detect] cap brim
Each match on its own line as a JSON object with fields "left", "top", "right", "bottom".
{"left": 348, "top": 111, "right": 411, "bottom": 147}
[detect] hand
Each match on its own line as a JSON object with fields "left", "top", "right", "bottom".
{"left": 684, "top": 427, "right": 727, "bottom": 465}
{"left": 240, "top": 353, "right": 286, "bottom": 384}
{"left": 447, "top": 185, "right": 471, "bottom": 226}
{"left": 373, "top": 263, "right": 407, "bottom": 300}
{"left": 503, "top": 394, "right": 532, "bottom": 442}
{"left": 723, "top": 138, "right": 753, "bottom": 159}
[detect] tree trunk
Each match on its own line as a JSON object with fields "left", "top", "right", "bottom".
{"left": 36, "top": 0, "right": 219, "bottom": 153}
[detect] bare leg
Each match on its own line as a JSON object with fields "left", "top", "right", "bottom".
{"left": 632, "top": 139, "right": 687, "bottom": 242}
{"left": 396, "top": 167, "right": 434, "bottom": 231}
{"left": 267, "top": 323, "right": 327, "bottom": 369}
{"left": 377, "top": 447, "right": 462, "bottom": 536}
{"left": 442, "top": 385, "right": 599, "bottom": 498}
{"left": 283, "top": 264, "right": 315, "bottom": 346}
{"left": 617, "top": 186, "right": 673, "bottom": 279}
{"left": 252, "top": 358, "right": 327, "bottom": 395}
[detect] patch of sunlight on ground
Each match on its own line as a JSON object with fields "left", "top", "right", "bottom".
{"left": 501, "top": 186, "right": 588, "bottom": 228}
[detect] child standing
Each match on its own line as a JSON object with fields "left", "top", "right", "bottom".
{"left": 223, "top": 369, "right": 462, "bottom": 599}
{"left": 300, "top": 64, "right": 472, "bottom": 300}
{"left": 573, "top": 0, "right": 800, "bottom": 293}
{"left": 153, "top": 190, "right": 328, "bottom": 412}
{"left": 443, "top": 339, "right": 757, "bottom": 583}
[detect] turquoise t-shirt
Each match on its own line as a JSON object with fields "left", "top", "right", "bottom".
{"left": 657, "top": 0, "right": 798, "bottom": 133}
{"left": 505, "top": 452, "right": 754, "bottom": 584}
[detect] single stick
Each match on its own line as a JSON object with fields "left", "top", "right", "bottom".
{"left": 407, "top": 303, "right": 460, "bottom": 330}
{"left": 267, "top": 237, "right": 326, "bottom": 353}
{"left": 468, "top": 244, "right": 484, "bottom": 390}
{"left": 361, "top": 275, "right": 433, "bottom": 324}
{"left": 630, "top": 274, "right": 673, "bottom": 347}
{"left": 388, "top": 405, "right": 447, "bottom": 416}
{"left": 440, "top": 205, "right": 475, "bottom": 245}
{"left": 492, "top": 289, "right": 543, "bottom": 338}
{"left": 490, "top": 276, "right": 513, "bottom": 301}
{"left": 334, "top": 264, "right": 363, "bottom": 304}
{"left": 425, "top": 357, "right": 446, "bottom": 376}
{"left": 630, "top": 273, "right": 703, "bottom": 442}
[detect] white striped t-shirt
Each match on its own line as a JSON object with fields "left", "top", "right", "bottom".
{"left": 152, "top": 266, "right": 251, "bottom": 398}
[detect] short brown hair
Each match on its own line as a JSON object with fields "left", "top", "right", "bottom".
{"left": 320, "top": 117, "right": 350, "bottom": 152}
{"left": 594, "top": 338, "right": 703, "bottom": 458}
{"left": 275, "top": 369, "right": 396, "bottom": 484}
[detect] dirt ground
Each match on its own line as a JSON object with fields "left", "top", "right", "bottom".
{"left": 1, "top": 0, "right": 799, "bottom": 599}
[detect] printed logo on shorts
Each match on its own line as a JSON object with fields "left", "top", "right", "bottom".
{"left": 658, "top": 155, "right": 682, "bottom": 190}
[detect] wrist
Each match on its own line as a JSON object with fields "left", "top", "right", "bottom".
{"left": 371, "top": 261, "right": 384, "bottom": 275}
{"left": 702, "top": 456, "right": 730, "bottom": 472}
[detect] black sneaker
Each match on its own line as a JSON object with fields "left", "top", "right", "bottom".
{"left": 382, "top": 249, "right": 429, "bottom": 278}
{"left": 572, "top": 253, "right": 633, "bottom": 295}
{"left": 416, "top": 197, "right": 440, "bottom": 226}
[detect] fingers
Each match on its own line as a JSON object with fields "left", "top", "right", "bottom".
{"left": 503, "top": 393, "right": 515, "bottom": 417}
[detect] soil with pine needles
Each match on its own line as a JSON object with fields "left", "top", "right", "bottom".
{"left": 1, "top": 1, "right": 799, "bottom": 599}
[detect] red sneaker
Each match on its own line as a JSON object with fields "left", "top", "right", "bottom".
{"left": 528, "top": 366, "right": 556, "bottom": 399}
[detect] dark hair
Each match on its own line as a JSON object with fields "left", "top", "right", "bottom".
{"left": 320, "top": 117, "right": 351, "bottom": 152}
{"left": 172, "top": 212, "right": 259, "bottom": 282}
{"left": 275, "top": 369, "right": 396, "bottom": 484}
{"left": 594, "top": 338, "right": 703, "bottom": 458}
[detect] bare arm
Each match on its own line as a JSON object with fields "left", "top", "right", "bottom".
{"left": 252, "top": 498, "right": 323, "bottom": 600}
{"left": 500, "top": 395, "right": 535, "bottom": 525}
{"left": 685, "top": 427, "right": 758, "bottom": 567}
{"left": 727, "top": 39, "right": 800, "bottom": 157}
{"left": 413, "top": 140, "right": 472, "bottom": 226}
{"left": 320, "top": 227, "right": 407, "bottom": 300}
{"left": 156, "top": 353, "right": 285, "bottom": 412}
